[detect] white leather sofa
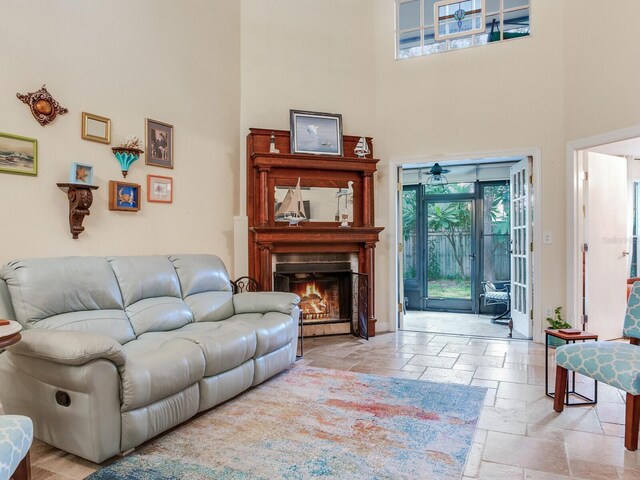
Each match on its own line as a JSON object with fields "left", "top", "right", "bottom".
{"left": 0, "top": 255, "right": 300, "bottom": 463}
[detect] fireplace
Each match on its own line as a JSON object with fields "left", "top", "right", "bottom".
{"left": 246, "top": 128, "right": 383, "bottom": 336}
{"left": 274, "top": 261, "right": 368, "bottom": 339}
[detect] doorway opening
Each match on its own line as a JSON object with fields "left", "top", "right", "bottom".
{"left": 569, "top": 135, "right": 640, "bottom": 340}
{"left": 399, "top": 157, "right": 533, "bottom": 339}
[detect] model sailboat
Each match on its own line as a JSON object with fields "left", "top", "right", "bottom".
{"left": 276, "top": 177, "right": 307, "bottom": 226}
{"left": 354, "top": 136, "right": 370, "bottom": 158}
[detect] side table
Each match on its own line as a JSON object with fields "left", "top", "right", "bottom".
{"left": 545, "top": 328, "right": 598, "bottom": 406}
{"left": 0, "top": 320, "right": 22, "bottom": 349}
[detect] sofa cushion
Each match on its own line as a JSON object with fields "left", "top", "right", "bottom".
{"left": 169, "top": 255, "right": 234, "bottom": 322}
{"left": 227, "top": 312, "right": 296, "bottom": 358}
{"left": 124, "top": 297, "right": 194, "bottom": 337}
{"left": 129, "top": 322, "right": 257, "bottom": 377}
{"left": 120, "top": 338, "right": 205, "bottom": 412}
{"left": 175, "top": 322, "right": 257, "bottom": 376}
{"left": 109, "top": 256, "right": 193, "bottom": 335}
{"left": 0, "top": 257, "right": 134, "bottom": 343}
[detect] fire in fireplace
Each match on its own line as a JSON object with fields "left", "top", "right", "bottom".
{"left": 290, "top": 274, "right": 342, "bottom": 321}
{"left": 274, "top": 262, "right": 368, "bottom": 339}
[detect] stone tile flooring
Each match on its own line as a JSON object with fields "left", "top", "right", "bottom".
{"left": 18, "top": 332, "right": 640, "bottom": 479}
{"left": 404, "top": 310, "right": 528, "bottom": 339}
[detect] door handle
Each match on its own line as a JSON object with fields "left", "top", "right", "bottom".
{"left": 469, "top": 254, "right": 476, "bottom": 260}
{"left": 623, "top": 251, "right": 630, "bottom": 257}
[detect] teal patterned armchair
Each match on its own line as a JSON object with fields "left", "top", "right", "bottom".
{"left": 0, "top": 415, "right": 32, "bottom": 480}
{"left": 553, "top": 282, "right": 640, "bottom": 451}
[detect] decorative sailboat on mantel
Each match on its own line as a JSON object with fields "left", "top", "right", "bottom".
{"left": 276, "top": 177, "right": 307, "bottom": 226}
{"left": 354, "top": 136, "right": 370, "bottom": 158}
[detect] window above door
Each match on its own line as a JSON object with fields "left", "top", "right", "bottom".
{"left": 396, "top": 0, "right": 531, "bottom": 59}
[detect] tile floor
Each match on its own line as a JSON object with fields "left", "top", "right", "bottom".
{"left": 14, "top": 332, "right": 640, "bottom": 479}
{"left": 404, "top": 310, "right": 528, "bottom": 339}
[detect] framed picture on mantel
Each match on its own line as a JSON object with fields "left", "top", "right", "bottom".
{"left": 290, "top": 110, "right": 343, "bottom": 157}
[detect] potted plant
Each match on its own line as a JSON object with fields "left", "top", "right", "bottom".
{"left": 546, "top": 307, "right": 572, "bottom": 347}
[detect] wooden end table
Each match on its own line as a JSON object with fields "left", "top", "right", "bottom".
{"left": 545, "top": 328, "right": 598, "bottom": 406}
{"left": 0, "top": 320, "right": 22, "bottom": 349}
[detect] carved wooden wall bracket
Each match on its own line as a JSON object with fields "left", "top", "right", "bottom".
{"left": 57, "top": 183, "right": 99, "bottom": 239}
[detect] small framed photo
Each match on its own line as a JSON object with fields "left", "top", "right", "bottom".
{"left": 145, "top": 118, "right": 173, "bottom": 168}
{"left": 147, "top": 174, "right": 173, "bottom": 203}
{"left": 0, "top": 132, "right": 37, "bottom": 176}
{"left": 109, "top": 180, "right": 140, "bottom": 212}
{"left": 81, "top": 112, "right": 111, "bottom": 144}
{"left": 69, "top": 162, "right": 94, "bottom": 185}
{"left": 290, "top": 110, "right": 343, "bottom": 156}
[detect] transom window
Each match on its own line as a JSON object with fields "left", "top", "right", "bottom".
{"left": 396, "top": 0, "right": 530, "bottom": 59}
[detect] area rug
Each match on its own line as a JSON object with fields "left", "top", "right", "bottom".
{"left": 88, "top": 366, "right": 486, "bottom": 480}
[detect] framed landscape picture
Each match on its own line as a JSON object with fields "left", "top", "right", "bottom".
{"left": 109, "top": 180, "right": 140, "bottom": 212}
{"left": 290, "top": 110, "right": 343, "bottom": 156}
{"left": 0, "top": 132, "right": 37, "bottom": 176}
{"left": 145, "top": 118, "right": 173, "bottom": 168}
{"left": 147, "top": 174, "right": 173, "bottom": 203}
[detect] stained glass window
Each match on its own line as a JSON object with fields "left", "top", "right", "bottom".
{"left": 434, "top": 0, "right": 485, "bottom": 41}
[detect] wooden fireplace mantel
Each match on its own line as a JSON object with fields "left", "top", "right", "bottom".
{"left": 246, "top": 128, "right": 384, "bottom": 336}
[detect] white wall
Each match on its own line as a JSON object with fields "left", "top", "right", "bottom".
{"left": 0, "top": 1, "right": 240, "bottom": 270}
{"left": 564, "top": 0, "right": 640, "bottom": 142}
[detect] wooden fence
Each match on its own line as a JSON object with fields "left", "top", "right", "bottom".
{"left": 404, "top": 233, "right": 510, "bottom": 280}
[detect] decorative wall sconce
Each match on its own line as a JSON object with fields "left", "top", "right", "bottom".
{"left": 57, "top": 183, "right": 99, "bottom": 239}
{"left": 112, "top": 147, "right": 142, "bottom": 178}
{"left": 111, "top": 136, "right": 144, "bottom": 178}
{"left": 17, "top": 85, "right": 68, "bottom": 126}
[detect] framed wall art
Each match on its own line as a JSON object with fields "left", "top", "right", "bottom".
{"left": 69, "top": 162, "right": 94, "bottom": 185}
{"left": 290, "top": 110, "right": 343, "bottom": 156}
{"left": 0, "top": 132, "right": 37, "bottom": 176}
{"left": 145, "top": 118, "right": 173, "bottom": 168}
{"left": 81, "top": 112, "right": 111, "bottom": 144}
{"left": 147, "top": 174, "right": 173, "bottom": 203}
{"left": 109, "top": 180, "right": 140, "bottom": 212}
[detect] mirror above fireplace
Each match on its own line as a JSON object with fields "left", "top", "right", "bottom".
{"left": 274, "top": 186, "right": 353, "bottom": 223}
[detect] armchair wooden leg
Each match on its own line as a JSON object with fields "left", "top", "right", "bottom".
{"left": 12, "top": 449, "right": 31, "bottom": 480}
{"left": 625, "top": 393, "right": 640, "bottom": 451}
{"left": 553, "top": 365, "right": 567, "bottom": 412}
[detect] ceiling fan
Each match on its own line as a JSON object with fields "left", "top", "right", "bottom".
{"left": 425, "top": 163, "right": 451, "bottom": 186}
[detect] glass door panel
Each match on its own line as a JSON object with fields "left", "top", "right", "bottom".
{"left": 425, "top": 199, "right": 474, "bottom": 311}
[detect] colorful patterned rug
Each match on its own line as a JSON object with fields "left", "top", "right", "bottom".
{"left": 88, "top": 366, "right": 486, "bottom": 479}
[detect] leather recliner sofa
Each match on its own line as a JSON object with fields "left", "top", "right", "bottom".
{"left": 0, "top": 254, "right": 300, "bottom": 464}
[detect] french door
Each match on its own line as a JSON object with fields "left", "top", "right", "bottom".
{"left": 510, "top": 158, "right": 532, "bottom": 337}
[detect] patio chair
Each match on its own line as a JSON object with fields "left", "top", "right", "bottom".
{"left": 553, "top": 282, "right": 640, "bottom": 451}
{"left": 0, "top": 415, "right": 33, "bottom": 480}
{"left": 480, "top": 281, "right": 513, "bottom": 338}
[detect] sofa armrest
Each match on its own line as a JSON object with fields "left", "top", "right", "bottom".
{"left": 233, "top": 292, "right": 300, "bottom": 315}
{"left": 6, "top": 329, "right": 126, "bottom": 367}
